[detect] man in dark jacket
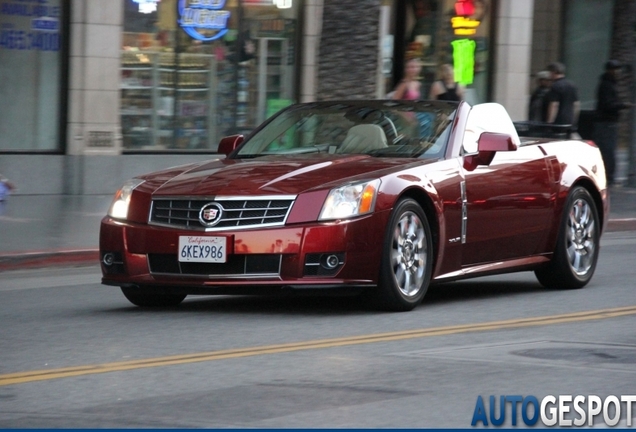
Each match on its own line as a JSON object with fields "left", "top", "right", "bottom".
{"left": 546, "top": 62, "right": 580, "bottom": 129}
{"left": 528, "top": 71, "right": 551, "bottom": 122}
{"left": 594, "top": 60, "right": 632, "bottom": 186}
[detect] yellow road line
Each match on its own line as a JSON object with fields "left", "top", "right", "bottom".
{"left": 2, "top": 305, "right": 636, "bottom": 387}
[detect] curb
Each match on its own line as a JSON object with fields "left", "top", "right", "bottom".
{"left": 0, "top": 249, "right": 99, "bottom": 272}
{"left": 606, "top": 218, "right": 636, "bottom": 233}
{"left": 0, "top": 218, "right": 635, "bottom": 272}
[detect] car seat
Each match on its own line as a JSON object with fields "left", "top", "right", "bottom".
{"left": 337, "top": 124, "right": 388, "bottom": 154}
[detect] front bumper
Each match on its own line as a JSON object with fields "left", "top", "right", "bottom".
{"left": 99, "top": 212, "right": 389, "bottom": 293}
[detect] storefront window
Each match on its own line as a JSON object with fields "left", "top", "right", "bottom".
{"left": 393, "top": 0, "right": 492, "bottom": 104}
{"left": 563, "top": 0, "right": 613, "bottom": 110}
{"left": 121, "top": 0, "right": 299, "bottom": 152}
{"left": 0, "top": 0, "right": 63, "bottom": 151}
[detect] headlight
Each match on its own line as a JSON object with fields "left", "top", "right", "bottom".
{"left": 319, "top": 179, "right": 380, "bottom": 220}
{"left": 108, "top": 179, "right": 145, "bottom": 220}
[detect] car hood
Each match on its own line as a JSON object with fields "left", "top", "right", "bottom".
{"left": 148, "top": 154, "right": 435, "bottom": 196}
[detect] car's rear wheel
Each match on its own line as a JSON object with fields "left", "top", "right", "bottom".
{"left": 375, "top": 198, "right": 433, "bottom": 311}
{"left": 535, "top": 186, "right": 600, "bottom": 289}
{"left": 121, "top": 287, "right": 186, "bottom": 307}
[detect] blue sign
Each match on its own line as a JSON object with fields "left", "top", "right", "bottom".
{"left": 32, "top": 17, "right": 58, "bottom": 31}
{"left": 178, "top": 0, "right": 231, "bottom": 42}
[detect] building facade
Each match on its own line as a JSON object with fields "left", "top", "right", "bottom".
{"left": 1, "top": 0, "right": 633, "bottom": 195}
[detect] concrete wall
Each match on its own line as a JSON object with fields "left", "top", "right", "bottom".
{"left": 67, "top": 0, "right": 123, "bottom": 156}
{"left": 492, "top": 0, "right": 535, "bottom": 121}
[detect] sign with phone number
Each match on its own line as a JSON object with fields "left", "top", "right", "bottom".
{"left": 0, "top": 29, "right": 59, "bottom": 50}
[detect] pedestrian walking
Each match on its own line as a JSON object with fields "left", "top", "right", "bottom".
{"left": 429, "top": 64, "right": 464, "bottom": 101}
{"left": 594, "top": 60, "right": 633, "bottom": 186}
{"left": 528, "top": 71, "right": 551, "bottom": 122}
{"left": 546, "top": 62, "right": 580, "bottom": 134}
{"left": 392, "top": 54, "right": 423, "bottom": 101}
{"left": 0, "top": 174, "right": 15, "bottom": 216}
{"left": 0, "top": 175, "right": 14, "bottom": 201}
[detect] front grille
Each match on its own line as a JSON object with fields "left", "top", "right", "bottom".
{"left": 148, "top": 253, "right": 282, "bottom": 276}
{"left": 149, "top": 197, "right": 295, "bottom": 231}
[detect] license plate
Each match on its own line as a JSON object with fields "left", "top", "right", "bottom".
{"left": 178, "top": 236, "right": 227, "bottom": 263}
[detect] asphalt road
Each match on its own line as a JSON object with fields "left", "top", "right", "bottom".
{"left": 1, "top": 231, "right": 635, "bottom": 428}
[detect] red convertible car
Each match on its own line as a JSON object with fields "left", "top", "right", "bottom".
{"left": 100, "top": 100, "right": 608, "bottom": 311}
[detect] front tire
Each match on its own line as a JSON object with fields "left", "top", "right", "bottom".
{"left": 535, "top": 186, "right": 600, "bottom": 289}
{"left": 375, "top": 198, "right": 433, "bottom": 311}
{"left": 121, "top": 287, "right": 186, "bottom": 307}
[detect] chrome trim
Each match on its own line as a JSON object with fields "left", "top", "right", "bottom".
{"left": 460, "top": 180, "right": 467, "bottom": 244}
{"left": 150, "top": 220, "right": 292, "bottom": 232}
{"left": 149, "top": 272, "right": 283, "bottom": 279}
{"left": 153, "top": 195, "right": 297, "bottom": 201}
{"left": 434, "top": 255, "right": 552, "bottom": 281}
{"left": 148, "top": 195, "right": 297, "bottom": 232}
{"left": 150, "top": 255, "right": 283, "bottom": 278}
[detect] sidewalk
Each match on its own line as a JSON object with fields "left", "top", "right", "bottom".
{"left": 0, "top": 194, "right": 110, "bottom": 271}
{"left": 1, "top": 185, "right": 635, "bottom": 272}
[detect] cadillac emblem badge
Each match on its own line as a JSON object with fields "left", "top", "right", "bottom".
{"left": 199, "top": 202, "right": 223, "bottom": 227}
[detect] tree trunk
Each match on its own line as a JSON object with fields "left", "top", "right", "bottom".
{"left": 609, "top": 0, "right": 636, "bottom": 146}
{"left": 317, "top": 0, "right": 381, "bottom": 100}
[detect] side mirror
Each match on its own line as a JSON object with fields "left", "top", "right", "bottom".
{"left": 218, "top": 135, "right": 244, "bottom": 156}
{"left": 477, "top": 132, "right": 517, "bottom": 152}
{"left": 464, "top": 132, "right": 517, "bottom": 170}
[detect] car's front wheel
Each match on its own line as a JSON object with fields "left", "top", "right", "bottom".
{"left": 375, "top": 198, "right": 433, "bottom": 311}
{"left": 121, "top": 287, "right": 186, "bottom": 307}
{"left": 535, "top": 186, "right": 600, "bottom": 289}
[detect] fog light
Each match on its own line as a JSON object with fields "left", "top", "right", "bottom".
{"left": 324, "top": 254, "right": 340, "bottom": 269}
{"left": 103, "top": 253, "right": 115, "bottom": 266}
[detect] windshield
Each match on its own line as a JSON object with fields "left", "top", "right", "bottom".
{"left": 235, "top": 101, "right": 457, "bottom": 159}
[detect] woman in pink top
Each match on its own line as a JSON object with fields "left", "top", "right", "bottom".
{"left": 392, "top": 57, "right": 422, "bottom": 101}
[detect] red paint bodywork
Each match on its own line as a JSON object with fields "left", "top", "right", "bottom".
{"left": 100, "top": 102, "right": 608, "bottom": 294}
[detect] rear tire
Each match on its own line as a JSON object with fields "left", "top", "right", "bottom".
{"left": 121, "top": 287, "right": 186, "bottom": 307}
{"left": 535, "top": 186, "right": 600, "bottom": 289}
{"left": 375, "top": 198, "right": 433, "bottom": 311}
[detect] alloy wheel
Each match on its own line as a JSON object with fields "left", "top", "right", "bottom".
{"left": 391, "top": 211, "right": 427, "bottom": 297}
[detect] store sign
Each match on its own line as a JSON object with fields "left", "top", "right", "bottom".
{"left": 178, "top": 0, "right": 230, "bottom": 42}
{"left": 132, "top": 0, "right": 161, "bottom": 14}
{"left": 451, "top": 16, "right": 480, "bottom": 35}
{"left": 87, "top": 131, "right": 115, "bottom": 148}
{"left": 451, "top": 39, "right": 476, "bottom": 85}
{"left": 273, "top": 0, "right": 292, "bottom": 8}
{"left": 0, "top": 0, "right": 61, "bottom": 51}
{"left": 454, "top": 0, "right": 475, "bottom": 17}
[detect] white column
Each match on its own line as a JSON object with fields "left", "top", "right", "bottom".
{"left": 67, "top": 0, "right": 123, "bottom": 155}
{"left": 492, "top": 0, "right": 534, "bottom": 121}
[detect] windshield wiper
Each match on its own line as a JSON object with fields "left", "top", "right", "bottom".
{"left": 233, "top": 154, "right": 266, "bottom": 159}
